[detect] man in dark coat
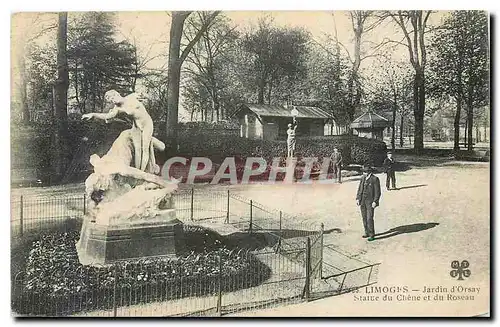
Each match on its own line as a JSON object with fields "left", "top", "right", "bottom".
{"left": 383, "top": 151, "right": 397, "bottom": 190}
{"left": 356, "top": 165, "right": 381, "bottom": 241}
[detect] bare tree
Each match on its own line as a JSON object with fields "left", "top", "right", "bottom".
{"left": 369, "top": 55, "right": 413, "bottom": 150}
{"left": 183, "top": 13, "right": 238, "bottom": 122}
{"left": 388, "top": 10, "right": 433, "bottom": 154}
{"left": 12, "top": 13, "right": 57, "bottom": 123}
{"left": 343, "top": 11, "right": 388, "bottom": 124}
{"left": 165, "top": 11, "right": 220, "bottom": 149}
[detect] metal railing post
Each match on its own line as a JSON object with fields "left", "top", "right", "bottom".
{"left": 319, "top": 223, "right": 324, "bottom": 279}
{"left": 83, "top": 193, "right": 86, "bottom": 215}
{"left": 226, "top": 190, "right": 230, "bottom": 224}
{"left": 113, "top": 266, "right": 118, "bottom": 317}
{"left": 216, "top": 253, "right": 223, "bottom": 316}
{"left": 303, "top": 237, "right": 311, "bottom": 301}
{"left": 19, "top": 195, "right": 24, "bottom": 237}
{"left": 249, "top": 200, "right": 253, "bottom": 234}
{"left": 276, "top": 211, "right": 282, "bottom": 252}
{"left": 338, "top": 273, "right": 347, "bottom": 294}
{"left": 190, "top": 187, "right": 194, "bottom": 221}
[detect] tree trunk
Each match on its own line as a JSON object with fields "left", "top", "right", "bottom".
{"left": 165, "top": 13, "right": 188, "bottom": 150}
{"left": 413, "top": 70, "right": 425, "bottom": 154}
{"left": 484, "top": 121, "right": 487, "bottom": 142}
{"left": 211, "top": 99, "right": 214, "bottom": 122}
{"left": 54, "top": 12, "right": 69, "bottom": 123}
{"left": 214, "top": 94, "right": 220, "bottom": 122}
{"left": 399, "top": 115, "right": 404, "bottom": 147}
{"left": 464, "top": 118, "right": 468, "bottom": 146}
{"left": 467, "top": 106, "right": 473, "bottom": 151}
{"left": 453, "top": 96, "right": 462, "bottom": 152}
{"left": 267, "top": 81, "right": 273, "bottom": 105}
{"left": 349, "top": 25, "right": 362, "bottom": 124}
{"left": 391, "top": 95, "right": 397, "bottom": 150}
{"left": 19, "top": 55, "right": 30, "bottom": 123}
{"left": 257, "top": 80, "right": 265, "bottom": 104}
{"left": 476, "top": 121, "right": 480, "bottom": 142}
{"left": 52, "top": 12, "right": 69, "bottom": 182}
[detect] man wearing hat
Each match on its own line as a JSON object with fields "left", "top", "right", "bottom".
{"left": 356, "top": 164, "right": 381, "bottom": 241}
{"left": 383, "top": 151, "right": 397, "bottom": 190}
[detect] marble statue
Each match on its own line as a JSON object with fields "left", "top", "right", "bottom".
{"left": 80, "top": 90, "right": 178, "bottom": 226}
{"left": 82, "top": 90, "right": 158, "bottom": 174}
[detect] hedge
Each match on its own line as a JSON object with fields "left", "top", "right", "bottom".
{"left": 11, "top": 123, "right": 387, "bottom": 185}
{"left": 177, "top": 133, "right": 387, "bottom": 167}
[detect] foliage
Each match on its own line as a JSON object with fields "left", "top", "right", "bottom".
{"left": 67, "top": 12, "right": 139, "bottom": 113}
{"left": 24, "top": 44, "right": 57, "bottom": 120}
{"left": 387, "top": 10, "right": 434, "bottom": 152}
{"left": 182, "top": 13, "right": 241, "bottom": 122}
{"left": 296, "top": 41, "right": 352, "bottom": 125}
{"left": 239, "top": 16, "right": 310, "bottom": 104}
{"left": 428, "top": 11, "right": 489, "bottom": 106}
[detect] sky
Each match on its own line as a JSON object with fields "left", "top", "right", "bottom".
{"left": 10, "top": 11, "right": 451, "bottom": 119}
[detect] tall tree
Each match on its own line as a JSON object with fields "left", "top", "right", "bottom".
{"left": 345, "top": 11, "right": 387, "bottom": 123}
{"left": 51, "top": 12, "right": 70, "bottom": 181}
{"left": 369, "top": 56, "right": 413, "bottom": 150}
{"left": 299, "top": 40, "right": 352, "bottom": 128}
{"left": 25, "top": 44, "right": 57, "bottom": 121}
{"left": 54, "top": 12, "right": 69, "bottom": 124}
{"left": 389, "top": 10, "right": 433, "bottom": 154}
{"left": 68, "top": 12, "right": 138, "bottom": 113}
{"left": 240, "top": 17, "right": 309, "bottom": 105}
{"left": 165, "top": 11, "right": 220, "bottom": 149}
{"left": 183, "top": 13, "right": 239, "bottom": 122}
{"left": 12, "top": 13, "right": 57, "bottom": 123}
{"left": 429, "top": 11, "right": 489, "bottom": 151}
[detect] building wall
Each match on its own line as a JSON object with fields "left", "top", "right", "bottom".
{"left": 239, "top": 112, "right": 328, "bottom": 140}
{"left": 309, "top": 119, "right": 325, "bottom": 136}
{"left": 324, "top": 121, "right": 348, "bottom": 136}
{"left": 262, "top": 120, "right": 279, "bottom": 140}
{"left": 239, "top": 113, "right": 264, "bottom": 139}
{"left": 356, "top": 128, "right": 385, "bottom": 141}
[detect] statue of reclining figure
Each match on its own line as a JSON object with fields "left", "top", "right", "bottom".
{"left": 84, "top": 128, "right": 177, "bottom": 211}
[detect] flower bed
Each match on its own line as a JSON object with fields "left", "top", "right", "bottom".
{"left": 12, "top": 226, "right": 271, "bottom": 316}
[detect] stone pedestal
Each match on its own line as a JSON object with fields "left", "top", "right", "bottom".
{"left": 76, "top": 209, "right": 186, "bottom": 266}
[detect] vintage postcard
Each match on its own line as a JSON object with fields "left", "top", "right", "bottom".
{"left": 10, "top": 10, "right": 490, "bottom": 317}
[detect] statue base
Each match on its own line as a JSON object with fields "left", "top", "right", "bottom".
{"left": 76, "top": 209, "right": 186, "bottom": 266}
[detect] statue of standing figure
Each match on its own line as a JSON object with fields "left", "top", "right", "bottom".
{"left": 287, "top": 116, "right": 298, "bottom": 158}
{"left": 82, "top": 90, "right": 159, "bottom": 174}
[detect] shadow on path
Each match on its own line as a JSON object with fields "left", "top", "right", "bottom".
{"left": 374, "top": 222, "right": 439, "bottom": 240}
{"left": 394, "top": 184, "right": 428, "bottom": 191}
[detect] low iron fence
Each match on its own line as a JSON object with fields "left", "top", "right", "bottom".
{"left": 11, "top": 189, "right": 379, "bottom": 317}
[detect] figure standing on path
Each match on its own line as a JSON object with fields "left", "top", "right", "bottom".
{"left": 383, "top": 151, "right": 397, "bottom": 190}
{"left": 287, "top": 117, "right": 298, "bottom": 158}
{"left": 330, "top": 148, "right": 343, "bottom": 183}
{"left": 356, "top": 165, "right": 381, "bottom": 242}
